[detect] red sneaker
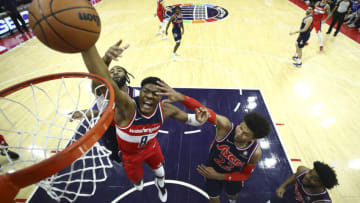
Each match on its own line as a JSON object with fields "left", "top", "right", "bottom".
{"left": 320, "top": 46, "right": 323, "bottom": 51}
{"left": 305, "top": 42, "right": 309, "bottom": 46}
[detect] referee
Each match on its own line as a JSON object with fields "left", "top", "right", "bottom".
{"left": 326, "top": 0, "right": 352, "bottom": 36}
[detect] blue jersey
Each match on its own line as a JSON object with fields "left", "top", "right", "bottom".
{"left": 172, "top": 14, "right": 183, "bottom": 30}
{"left": 299, "top": 14, "right": 312, "bottom": 37}
{"left": 280, "top": 170, "right": 332, "bottom": 203}
{"left": 207, "top": 123, "right": 259, "bottom": 173}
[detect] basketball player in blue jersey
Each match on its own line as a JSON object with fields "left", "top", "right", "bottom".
{"left": 290, "top": 6, "right": 314, "bottom": 68}
{"left": 81, "top": 40, "right": 210, "bottom": 202}
{"left": 271, "top": 161, "right": 338, "bottom": 203}
{"left": 165, "top": 6, "right": 184, "bottom": 60}
{"left": 156, "top": 81, "right": 271, "bottom": 203}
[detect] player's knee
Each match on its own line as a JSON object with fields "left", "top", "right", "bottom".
{"left": 153, "top": 165, "right": 165, "bottom": 178}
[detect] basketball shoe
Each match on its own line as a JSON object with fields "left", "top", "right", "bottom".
{"left": 155, "top": 177, "right": 167, "bottom": 202}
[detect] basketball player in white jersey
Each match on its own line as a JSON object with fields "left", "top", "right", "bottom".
{"left": 311, "top": 0, "right": 331, "bottom": 51}
{"left": 81, "top": 41, "right": 209, "bottom": 202}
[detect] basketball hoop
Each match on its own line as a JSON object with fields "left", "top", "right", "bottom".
{"left": 0, "top": 72, "right": 115, "bottom": 202}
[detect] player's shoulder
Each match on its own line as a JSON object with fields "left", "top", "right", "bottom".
{"left": 249, "top": 144, "right": 262, "bottom": 164}
{"left": 295, "top": 165, "right": 309, "bottom": 176}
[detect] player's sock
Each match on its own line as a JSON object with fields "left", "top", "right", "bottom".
{"left": 172, "top": 53, "right": 176, "bottom": 60}
{"left": 161, "top": 22, "right": 165, "bottom": 32}
{"left": 134, "top": 179, "right": 144, "bottom": 191}
{"left": 317, "top": 32, "right": 323, "bottom": 51}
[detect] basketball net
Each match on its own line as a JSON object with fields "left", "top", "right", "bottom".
{"left": 0, "top": 73, "right": 115, "bottom": 202}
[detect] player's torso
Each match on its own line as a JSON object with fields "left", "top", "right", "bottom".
{"left": 157, "top": 0, "right": 165, "bottom": 12}
{"left": 172, "top": 14, "right": 183, "bottom": 28}
{"left": 313, "top": 3, "right": 327, "bottom": 20}
{"left": 300, "top": 15, "right": 312, "bottom": 35}
{"left": 208, "top": 123, "right": 259, "bottom": 173}
{"left": 294, "top": 170, "right": 331, "bottom": 203}
{"left": 115, "top": 97, "right": 164, "bottom": 154}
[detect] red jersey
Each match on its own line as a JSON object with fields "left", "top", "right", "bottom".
{"left": 157, "top": 0, "right": 165, "bottom": 13}
{"left": 313, "top": 2, "right": 328, "bottom": 22}
{"left": 115, "top": 97, "right": 164, "bottom": 154}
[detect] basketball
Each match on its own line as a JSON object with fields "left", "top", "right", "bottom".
{"left": 28, "top": 0, "right": 101, "bottom": 53}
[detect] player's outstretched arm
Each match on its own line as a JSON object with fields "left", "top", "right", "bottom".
{"left": 165, "top": 16, "right": 174, "bottom": 35}
{"left": 81, "top": 45, "right": 135, "bottom": 121}
{"left": 156, "top": 80, "right": 232, "bottom": 136}
{"left": 92, "top": 39, "right": 130, "bottom": 95}
{"left": 102, "top": 39, "right": 130, "bottom": 67}
{"left": 276, "top": 166, "right": 308, "bottom": 198}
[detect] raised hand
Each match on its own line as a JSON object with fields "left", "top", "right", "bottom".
{"left": 276, "top": 186, "right": 286, "bottom": 198}
{"left": 68, "top": 111, "right": 84, "bottom": 122}
{"left": 104, "top": 39, "right": 130, "bottom": 62}
{"left": 195, "top": 107, "right": 210, "bottom": 124}
{"left": 197, "top": 164, "right": 224, "bottom": 180}
{"left": 156, "top": 80, "right": 184, "bottom": 103}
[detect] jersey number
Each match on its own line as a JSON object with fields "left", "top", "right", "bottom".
{"left": 138, "top": 136, "right": 148, "bottom": 148}
{"left": 214, "top": 154, "right": 235, "bottom": 171}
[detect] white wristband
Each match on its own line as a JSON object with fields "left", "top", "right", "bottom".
{"left": 185, "top": 114, "right": 204, "bottom": 126}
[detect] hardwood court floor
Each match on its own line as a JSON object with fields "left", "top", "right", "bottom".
{"left": 0, "top": 0, "right": 359, "bottom": 202}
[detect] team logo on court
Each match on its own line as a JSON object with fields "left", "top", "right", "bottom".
{"left": 165, "top": 3, "right": 228, "bottom": 23}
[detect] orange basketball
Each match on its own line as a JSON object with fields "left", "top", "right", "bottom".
{"left": 28, "top": 0, "right": 101, "bottom": 53}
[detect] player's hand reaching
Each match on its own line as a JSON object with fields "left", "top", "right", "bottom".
{"left": 195, "top": 107, "right": 210, "bottom": 124}
{"left": 197, "top": 164, "right": 225, "bottom": 180}
{"left": 104, "top": 39, "right": 130, "bottom": 62}
{"left": 276, "top": 186, "right": 286, "bottom": 198}
{"left": 156, "top": 80, "right": 184, "bottom": 103}
{"left": 68, "top": 111, "right": 84, "bottom": 121}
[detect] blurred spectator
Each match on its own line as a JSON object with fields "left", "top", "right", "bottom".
{"left": 347, "top": 12, "right": 360, "bottom": 27}
{"left": 344, "top": 0, "right": 360, "bottom": 25}
{"left": 0, "top": 0, "right": 29, "bottom": 34}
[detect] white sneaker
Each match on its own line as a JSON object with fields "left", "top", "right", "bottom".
{"left": 162, "top": 35, "right": 167, "bottom": 40}
{"left": 155, "top": 178, "right": 167, "bottom": 202}
{"left": 134, "top": 179, "right": 144, "bottom": 191}
{"left": 172, "top": 53, "right": 176, "bottom": 61}
{"left": 157, "top": 30, "right": 161, "bottom": 35}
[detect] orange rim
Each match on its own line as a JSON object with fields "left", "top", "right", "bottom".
{"left": 0, "top": 72, "right": 115, "bottom": 202}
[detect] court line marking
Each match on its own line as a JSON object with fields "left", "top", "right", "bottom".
{"left": 233, "top": 102, "right": 241, "bottom": 112}
{"left": 158, "top": 130, "right": 169, "bottom": 134}
{"left": 259, "top": 89, "right": 294, "bottom": 173}
{"left": 131, "top": 45, "right": 360, "bottom": 88}
{"left": 133, "top": 57, "right": 243, "bottom": 95}
{"left": 184, "top": 129, "right": 201, "bottom": 134}
{"left": 111, "top": 179, "right": 209, "bottom": 203}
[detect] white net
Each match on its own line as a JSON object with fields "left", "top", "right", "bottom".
{"left": 0, "top": 74, "right": 114, "bottom": 202}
